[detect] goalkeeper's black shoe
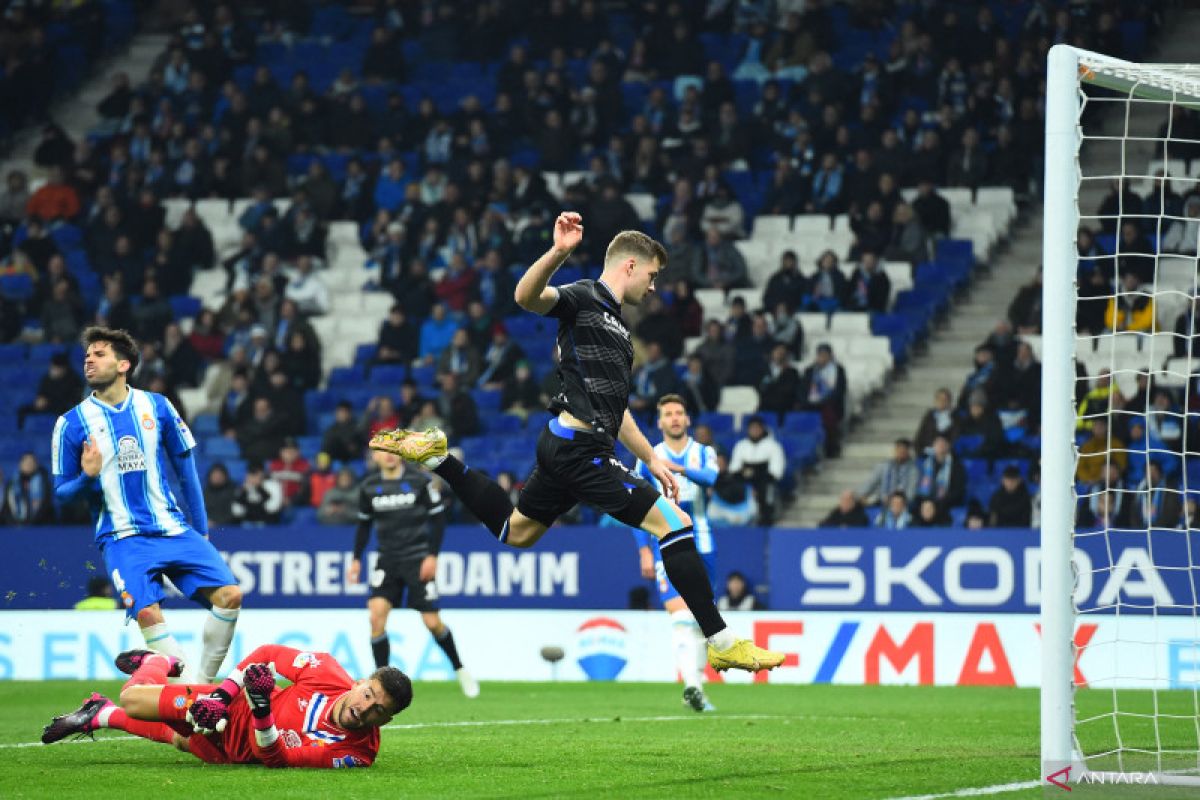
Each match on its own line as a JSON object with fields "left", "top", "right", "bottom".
{"left": 114, "top": 649, "right": 184, "bottom": 677}
{"left": 41, "top": 692, "right": 111, "bottom": 744}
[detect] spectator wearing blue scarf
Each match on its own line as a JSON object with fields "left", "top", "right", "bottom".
{"left": 3, "top": 452, "right": 52, "bottom": 525}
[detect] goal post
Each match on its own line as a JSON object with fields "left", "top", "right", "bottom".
{"left": 1042, "top": 43, "right": 1200, "bottom": 787}
{"left": 1041, "top": 43, "right": 1079, "bottom": 783}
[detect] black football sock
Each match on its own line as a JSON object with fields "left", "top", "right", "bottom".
{"left": 660, "top": 529, "right": 727, "bottom": 638}
{"left": 370, "top": 634, "right": 390, "bottom": 669}
{"left": 435, "top": 628, "right": 464, "bottom": 670}
{"left": 433, "top": 454, "right": 515, "bottom": 541}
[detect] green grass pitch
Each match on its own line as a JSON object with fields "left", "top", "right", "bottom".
{"left": 9, "top": 681, "right": 1200, "bottom": 799}
{"left": 0, "top": 680, "right": 1053, "bottom": 799}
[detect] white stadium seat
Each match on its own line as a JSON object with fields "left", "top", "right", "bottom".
{"left": 542, "top": 172, "right": 563, "bottom": 200}
{"left": 195, "top": 198, "right": 232, "bottom": 229}
{"left": 792, "top": 215, "right": 831, "bottom": 235}
{"left": 828, "top": 312, "right": 872, "bottom": 335}
{"left": 626, "top": 193, "right": 656, "bottom": 221}
{"left": 751, "top": 215, "right": 791, "bottom": 238}
{"left": 163, "top": 198, "right": 191, "bottom": 229}
{"left": 796, "top": 312, "right": 829, "bottom": 335}
{"left": 695, "top": 288, "right": 726, "bottom": 322}
{"left": 717, "top": 386, "right": 759, "bottom": 415}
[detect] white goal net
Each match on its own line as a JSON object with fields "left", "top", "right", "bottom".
{"left": 1043, "top": 45, "right": 1200, "bottom": 786}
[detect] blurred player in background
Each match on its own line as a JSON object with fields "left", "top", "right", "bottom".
{"left": 371, "top": 213, "right": 783, "bottom": 674}
{"left": 52, "top": 327, "right": 241, "bottom": 683}
{"left": 348, "top": 448, "right": 478, "bottom": 697}
{"left": 632, "top": 394, "right": 719, "bottom": 712}
{"left": 42, "top": 645, "right": 410, "bottom": 768}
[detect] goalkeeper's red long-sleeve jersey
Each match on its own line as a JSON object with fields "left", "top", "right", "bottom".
{"left": 212, "top": 644, "right": 380, "bottom": 768}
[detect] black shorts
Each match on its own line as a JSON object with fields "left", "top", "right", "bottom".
{"left": 517, "top": 417, "right": 660, "bottom": 528}
{"left": 369, "top": 556, "right": 438, "bottom": 612}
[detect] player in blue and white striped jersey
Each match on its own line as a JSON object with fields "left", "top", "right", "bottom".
{"left": 52, "top": 327, "right": 242, "bottom": 683}
{"left": 631, "top": 394, "right": 719, "bottom": 712}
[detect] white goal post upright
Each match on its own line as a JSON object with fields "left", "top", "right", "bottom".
{"left": 1042, "top": 43, "right": 1200, "bottom": 786}
{"left": 1041, "top": 43, "right": 1080, "bottom": 781}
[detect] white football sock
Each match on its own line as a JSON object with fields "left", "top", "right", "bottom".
{"left": 707, "top": 627, "right": 737, "bottom": 651}
{"left": 141, "top": 622, "right": 189, "bottom": 670}
{"left": 670, "top": 609, "right": 704, "bottom": 689}
{"left": 197, "top": 606, "right": 240, "bottom": 683}
{"left": 423, "top": 453, "right": 447, "bottom": 469}
{"left": 96, "top": 705, "right": 117, "bottom": 727}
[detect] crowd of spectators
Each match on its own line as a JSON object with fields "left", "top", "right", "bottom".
{"left": 0, "top": 1, "right": 1162, "bottom": 528}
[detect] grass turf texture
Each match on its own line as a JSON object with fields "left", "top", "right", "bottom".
{"left": 8, "top": 681, "right": 1194, "bottom": 799}
{"left": 2, "top": 681, "right": 1045, "bottom": 799}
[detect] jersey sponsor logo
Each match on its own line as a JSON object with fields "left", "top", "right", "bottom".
{"left": 281, "top": 729, "right": 302, "bottom": 748}
{"left": 598, "top": 311, "right": 629, "bottom": 339}
{"left": 115, "top": 436, "right": 147, "bottom": 473}
{"left": 140, "top": 412, "right": 156, "bottom": 431}
{"left": 174, "top": 416, "right": 190, "bottom": 438}
{"left": 372, "top": 492, "right": 417, "bottom": 510}
{"left": 292, "top": 651, "right": 322, "bottom": 669}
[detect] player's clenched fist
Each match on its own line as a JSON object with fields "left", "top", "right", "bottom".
{"left": 80, "top": 438, "right": 102, "bottom": 478}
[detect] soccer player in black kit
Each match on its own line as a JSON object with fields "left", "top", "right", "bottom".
{"left": 372, "top": 212, "right": 784, "bottom": 673}
{"left": 348, "top": 448, "right": 479, "bottom": 697}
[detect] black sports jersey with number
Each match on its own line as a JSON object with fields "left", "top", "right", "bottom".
{"left": 544, "top": 279, "right": 633, "bottom": 436}
{"left": 356, "top": 469, "right": 445, "bottom": 562}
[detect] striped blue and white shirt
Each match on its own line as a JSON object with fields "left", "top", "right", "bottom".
{"left": 635, "top": 438, "right": 719, "bottom": 554}
{"left": 53, "top": 388, "right": 196, "bottom": 542}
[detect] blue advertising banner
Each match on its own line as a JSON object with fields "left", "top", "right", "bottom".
{"left": 0, "top": 525, "right": 768, "bottom": 611}
{"left": 767, "top": 527, "right": 1197, "bottom": 615}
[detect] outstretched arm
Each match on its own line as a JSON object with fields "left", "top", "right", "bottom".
{"left": 514, "top": 212, "right": 583, "bottom": 314}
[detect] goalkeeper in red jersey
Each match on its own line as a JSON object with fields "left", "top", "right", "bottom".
{"left": 41, "top": 646, "right": 411, "bottom": 769}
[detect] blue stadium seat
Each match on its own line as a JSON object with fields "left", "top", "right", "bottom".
{"left": 297, "top": 436, "right": 322, "bottom": 459}
{"left": 409, "top": 365, "right": 436, "bottom": 387}
{"left": 328, "top": 365, "right": 366, "bottom": 387}
{"left": 779, "top": 411, "right": 823, "bottom": 433}
{"left": 0, "top": 343, "right": 26, "bottom": 363}
{"left": 192, "top": 414, "right": 220, "bottom": 437}
{"left": 204, "top": 437, "right": 242, "bottom": 461}
{"left": 354, "top": 344, "right": 378, "bottom": 365}
{"left": 168, "top": 295, "right": 202, "bottom": 320}
{"left": 696, "top": 412, "right": 736, "bottom": 434}
{"left": 49, "top": 224, "right": 84, "bottom": 252}
{"left": 224, "top": 458, "right": 248, "bottom": 484}
{"left": 471, "top": 389, "right": 502, "bottom": 413}
{"left": 486, "top": 414, "right": 524, "bottom": 434}
{"left": 0, "top": 274, "right": 33, "bottom": 301}
{"left": 368, "top": 364, "right": 408, "bottom": 386}
{"left": 20, "top": 413, "right": 56, "bottom": 435}
{"left": 962, "top": 458, "right": 991, "bottom": 483}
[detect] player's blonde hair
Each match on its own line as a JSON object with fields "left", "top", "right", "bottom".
{"left": 604, "top": 230, "right": 667, "bottom": 270}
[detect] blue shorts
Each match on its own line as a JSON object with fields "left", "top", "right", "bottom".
{"left": 100, "top": 529, "right": 237, "bottom": 620}
{"left": 654, "top": 547, "right": 717, "bottom": 606}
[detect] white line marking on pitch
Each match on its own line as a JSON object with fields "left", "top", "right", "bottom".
{"left": 4, "top": 714, "right": 781, "bottom": 750}
{"left": 883, "top": 780, "right": 1041, "bottom": 800}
